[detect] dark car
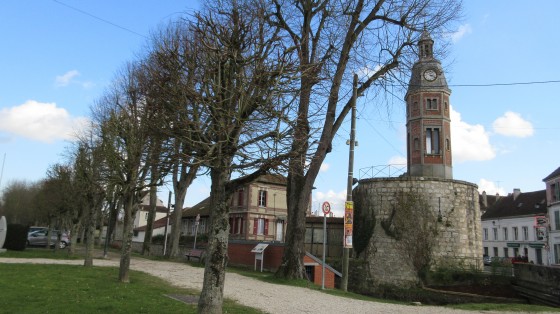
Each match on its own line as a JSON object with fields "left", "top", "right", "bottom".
{"left": 27, "top": 229, "right": 69, "bottom": 249}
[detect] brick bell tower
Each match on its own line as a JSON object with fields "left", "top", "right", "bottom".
{"left": 406, "top": 30, "right": 452, "bottom": 179}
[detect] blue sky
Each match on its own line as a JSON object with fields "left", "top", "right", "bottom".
{"left": 1, "top": 1, "right": 559, "bottom": 217}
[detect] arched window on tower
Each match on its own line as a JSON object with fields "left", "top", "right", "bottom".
{"left": 414, "top": 138, "right": 420, "bottom": 151}
{"left": 426, "top": 128, "right": 440, "bottom": 154}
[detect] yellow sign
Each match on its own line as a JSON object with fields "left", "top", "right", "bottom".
{"left": 344, "top": 201, "right": 353, "bottom": 248}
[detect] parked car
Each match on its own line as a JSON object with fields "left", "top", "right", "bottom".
{"left": 28, "top": 226, "right": 48, "bottom": 234}
{"left": 483, "top": 254, "right": 492, "bottom": 266}
{"left": 27, "top": 229, "right": 69, "bottom": 249}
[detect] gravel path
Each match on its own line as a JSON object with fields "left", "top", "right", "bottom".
{"left": 0, "top": 255, "right": 547, "bottom": 314}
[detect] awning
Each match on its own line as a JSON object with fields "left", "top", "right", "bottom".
{"left": 506, "top": 243, "right": 520, "bottom": 248}
{"left": 529, "top": 243, "right": 545, "bottom": 248}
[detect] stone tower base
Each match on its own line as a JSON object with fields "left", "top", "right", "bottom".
{"left": 351, "top": 176, "right": 482, "bottom": 289}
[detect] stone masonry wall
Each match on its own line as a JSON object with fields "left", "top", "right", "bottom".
{"left": 352, "top": 176, "right": 482, "bottom": 290}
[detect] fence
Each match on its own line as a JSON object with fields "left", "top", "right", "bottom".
{"left": 358, "top": 164, "right": 407, "bottom": 180}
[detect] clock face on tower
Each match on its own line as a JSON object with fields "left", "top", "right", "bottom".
{"left": 423, "top": 69, "right": 437, "bottom": 81}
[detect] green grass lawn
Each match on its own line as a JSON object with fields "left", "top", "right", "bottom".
{"left": 0, "top": 249, "right": 262, "bottom": 314}
{"left": 2, "top": 249, "right": 559, "bottom": 313}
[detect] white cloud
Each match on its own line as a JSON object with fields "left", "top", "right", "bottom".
{"left": 320, "top": 162, "right": 330, "bottom": 172}
{"left": 388, "top": 155, "right": 406, "bottom": 166}
{"left": 492, "top": 111, "right": 534, "bottom": 138}
{"left": 451, "top": 106, "right": 495, "bottom": 162}
{"left": 314, "top": 189, "right": 347, "bottom": 217}
{"left": 477, "top": 178, "right": 506, "bottom": 196}
{"left": 55, "top": 70, "right": 80, "bottom": 87}
{"left": 449, "top": 24, "right": 472, "bottom": 43}
{"left": 0, "top": 100, "right": 88, "bottom": 143}
{"left": 357, "top": 64, "right": 382, "bottom": 79}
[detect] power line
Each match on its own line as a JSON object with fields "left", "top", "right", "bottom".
{"left": 449, "top": 80, "right": 560, "bottom": 87}
{"left": 52, "top": 0, "right": 147, "bottom": 39}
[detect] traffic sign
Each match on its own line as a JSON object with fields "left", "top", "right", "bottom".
{"left": 322, "top": 202, "right": 331, "bottom": 215}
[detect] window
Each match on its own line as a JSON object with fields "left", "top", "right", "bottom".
{"left": 425, "top": 128, "right": 440, "bottom": 154}
{"left": 513, "top": 247, "right": 519, "bottom": 257}
{"left": 229, "top": 217, "right": 244, "bottom": 234}
{"left": 503, "top": 227, "right": 508, "bottom": 241}
{"left": 414, "top": 138, "right": 419, "bottom": 151}
{"left": 493, "top": 227, "right": 498, "bottom": 240}
{"left": 522, "top": 226, "right": 529, "bottom": 240}
{"left": 513, "top": 227, "right": 518, "bottom": 240}
{"left": 253, "top": 218, "right": 269, "bottom": 235}
{"left": 551, "top": 182, "right": 560, "bottom": 203}
{"left": 258, "top": 190, "right": 267, "bottom": 207}
{"left": 555, "top": 211, "right": 560, "bottom": 231}
{"left": 503, "top": 247, "right": 509, "bottom": 258}
{"left": 237, "top": 189, "right": 244, "bottom": 207}
{"left": 483, "top": 228, "right": 488, "bottom": 241}
{"left": 493, "top": 247, "right": 498, "bottom": 257}
{"left": 555, "top": 244, "right": 560, "bottom": 264}
{"left": 426, "top": 98, "right": 438, "bottom": 110}
{"left": 484, "top": 247, "right": 489, "bottom": 256}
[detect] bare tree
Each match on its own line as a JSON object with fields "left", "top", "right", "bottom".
{"left": 163, "top": 2, "right": 297, "bottom": 312}
{"left": 1, "top": 180, "right": 40, "bottom": 226}
{"left": 93, "top": 61, "right": 167, "bottom": 282}
{"left": 72, "top": 138, "right": 106, "bottom": 266}
{"left": 268, "top": 0, "right": 462, "bottom": 279}
{"left": 140, "top": 23, "right": 203, "bottom": 257}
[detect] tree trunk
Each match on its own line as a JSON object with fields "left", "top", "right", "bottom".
{"left": 168, "top": 191, "right": 186, "bottom": 257}
{"left": 119, "top": 195, "right": 136, "bottom": 283}
{"left": 277, "top": 173, "right": 311, "bottom": 279}
{"left": 84, "top": 205, "right": 96, "bottom": 267}
{"left": 198, "top": 168, "right": 230, "bottom": 314}
{"left": 68, "top": 223, "right": 80, "bottom": 256}
{"left": 142, "top": 185, "right": 158, "bottom": 256}
{"left": 103, "top": 198, "right": 120, "bottom": 258}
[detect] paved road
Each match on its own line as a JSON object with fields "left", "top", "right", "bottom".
{"left": 0, "top": 255, "right": 550, "bottom": 314}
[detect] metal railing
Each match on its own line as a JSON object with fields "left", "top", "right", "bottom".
{"left": 358, "top": 164, "right": 407, "bottom": 180}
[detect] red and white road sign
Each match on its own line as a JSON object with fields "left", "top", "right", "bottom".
{"left": 322, "top": 201, "right": 331, "bottom": 215}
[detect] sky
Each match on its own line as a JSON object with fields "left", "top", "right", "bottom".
{"left": 1, "top": 1, "right": 559, "bottom": 217}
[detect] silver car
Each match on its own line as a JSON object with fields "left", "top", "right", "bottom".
{"left": 27, "top": 229, "right": 69, "bottom": 249}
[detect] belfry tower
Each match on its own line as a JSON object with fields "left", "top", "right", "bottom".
{"left": 406, "top": 31, "right": 452, "bottom": 179}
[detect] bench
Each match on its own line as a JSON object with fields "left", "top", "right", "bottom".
{"left": 185, "top": 249, "right": 204, "bottom": 262}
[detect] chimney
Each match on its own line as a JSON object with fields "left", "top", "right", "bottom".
{"left": 513, "top": 188, "right": 521, "bottom": 200}
{"left": 482, "top": 191, "right": 488, "bottom": 208}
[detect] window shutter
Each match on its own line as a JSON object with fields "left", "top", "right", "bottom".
{"left": 263, "top": 191, "right": 267, "bottom": 207}
{"left": 253, "top": 218, "right": 258, "bottom": 235}
{"left": 264, "top": 219, "right": 269, "bottom": 235}
{"left": 229, "top": 218, "right": 233, "bottom": 234}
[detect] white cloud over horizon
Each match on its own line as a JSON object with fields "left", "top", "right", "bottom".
{"left": 55, "top": 70, "right": 80, "bottom": 87}
{"left": 55, "top": 70, "right": 94, "bottom": 89}
{"left": 314, "top": 189, "right": 347, "bottom": 216}
{"left": 492, "top": 111, "right": 534, "bottom": 138}
{"left": 477, "top": 178, "right": 506, "bottom": 196}
{"left": 0, "top": 100, "right": 88, "bottom": 143}
{"left": 451, "top": 106, "right": 496, "bottom": 163}
{"left": 449, "top": 24, "right": 472, "bottom": 43}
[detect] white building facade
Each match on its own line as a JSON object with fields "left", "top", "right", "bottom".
{"left": 481, "top": 189, "right": 549, "bottom": 265}
{"left": 543, "top": 166, "right": 560, "bottom": 265}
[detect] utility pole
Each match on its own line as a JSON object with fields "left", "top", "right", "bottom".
{"left": 341, "top": 73, "right": 358, "bottom": 291}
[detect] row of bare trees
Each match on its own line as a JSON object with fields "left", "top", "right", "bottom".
{"left": 1, "top": 0, "right": 461, "bottom": 312}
